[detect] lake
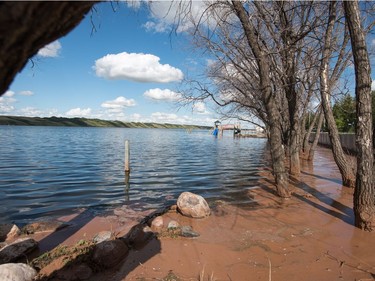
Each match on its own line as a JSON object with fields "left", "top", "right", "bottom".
{"left": 0, "top": 126, "right": 268, "bottom": 224}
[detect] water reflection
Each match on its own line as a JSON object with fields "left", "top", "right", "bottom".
{"left": 124, "top": 172, "right": 130, "bottom": 202}
{"left": 0, "top": 126, "right": 268, "bottom": 224}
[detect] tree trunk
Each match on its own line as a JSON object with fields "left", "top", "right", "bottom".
{"left": 231, "top": 1, "right": 290, "bottom": 198}
{"left": 0, "top": 1, "right": 95, "bottom": 95}
{"left": 301, "top": 114, "right": 307, "bottom": 151}
{"left": 320, "top": 1, "right": 355, "bottom": 188}
{"left": 303, "top": 106, "right": 320, "bottom": 156}
{"left": 344, "top": 0, "right": 375, "bottom": 231}
{"left": 308, "top": 108, "right": 324, "bottom": 161}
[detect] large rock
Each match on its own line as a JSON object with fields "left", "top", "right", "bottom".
{"left": 0, "top": 238, "right": 38, "bottom": 264}
{"left": 0, "top": 263, "right": 37, "bottom": 281}
{"left": 92, "top": 240, "right": 129, "bottom": 268}
{"left": 177, "top": 192, "right": 210, "bottom": 218}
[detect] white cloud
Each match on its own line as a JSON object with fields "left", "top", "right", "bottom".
{"left": 144, "top": 88, "right": 182, "bottom": 102}
{"left": 126, "top": 0, "right": 141, "bottom": 9}
{"left": 131, "top": 113, "right": 142, "bottom": 121}
{"left": 66, "top": 108, "right": 92, "bottom": 117}
{"left": 101, "top": 96, "right": 136, "bottom": 113}
{"left": 93, "top": 52, "right": 183, "bottom": 83}
{"left": 151, "top": 112, "right": 179, "bottom": 122}
{"left": 4, "top": 90, "right": 15, "bottom": 97}
{"left": 144, "top": 1, "right": 233, "bottom": 34}
{"left": 149, "top": 111, "right": 214, "bottom": 125}
{"left": 19, "top": 90, "right": 34, "bottom": 96}
{"left": 193, "top": 101, "right": 210, "bottom": 114}
{"left": 0, "top": 91, "right": 17, "bottom": 113}
{"left": 37, "top": 40, "right": 62, "bottom": 57}
{"left": 18, "top": 107, "right": 43, "bottom": 117}
{"left": 0, "top": 104, "right": 15, "bottom": 113}
{"left": 145, "top": 1, "right": 205, "bottom": 33}
{"left": 143, "top": 21, "right": 171, "bottom": 33}
{"left": 372, "top": 80, "right": 375, "bottom": 91}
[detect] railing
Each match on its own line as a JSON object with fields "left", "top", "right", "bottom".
{"left": 309, "top": 132, "right": 356, "bottom": 153}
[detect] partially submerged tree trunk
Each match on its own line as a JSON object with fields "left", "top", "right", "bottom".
{"left": 320, "top": 1, "right": 355, "bottom": 188}
{"left": 308, "top": 108, "right": 324, "bottom": 161}
{"left": 0, "top": 1, "right": 95, "bottom": 95}
{"left": 231, "top": 1, "right": 290, "bottom": 198}
{"left": 303, "top": 106, "right": 320, "bottom": 156}
{"left": 277, "top": 2, "right": 301, "bottom": 177}
{"left": 344, "top": 0, "right": 375, "bottom": 231}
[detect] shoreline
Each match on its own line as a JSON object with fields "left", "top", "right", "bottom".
{"left": 1, "top": 146, "right": 375, "bottom": 280}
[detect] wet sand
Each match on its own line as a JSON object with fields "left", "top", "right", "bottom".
{"left": 32, "top": 146, "right": 374, "bottom": 280}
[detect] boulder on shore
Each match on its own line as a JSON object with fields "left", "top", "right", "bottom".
{"left": 177, "top": 192, "right": 210, "bottom": 218}
{"left": 0, "top": 238, "right": 38, "bottom": 264}
{"left": 0, "top": 263, "right": 37, "bottom": 281}
{"left": 92, "top": 239, "right": 129, "bottom": 268}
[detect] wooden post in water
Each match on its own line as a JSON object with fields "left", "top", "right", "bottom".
{"left": 125, "top": 140, "right": 130, "bottom": 173}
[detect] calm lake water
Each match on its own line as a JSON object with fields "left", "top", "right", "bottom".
{"left": 0, "top": 126, "right": 268, "bottom": 224}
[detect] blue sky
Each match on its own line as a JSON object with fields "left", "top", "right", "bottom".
{"left": 1, "top": 1, "right": 374, "bottom": 127}
{"left": 0, "top": 1, "right": 217, "bottom": 126}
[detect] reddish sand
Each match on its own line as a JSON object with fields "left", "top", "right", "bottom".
{"left": 30, "top": 146, "right": 374, "bottom": 281}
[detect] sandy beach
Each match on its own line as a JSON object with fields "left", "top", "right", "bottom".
{"left": 23, "top": 146, "right": 375, "bottom": 281}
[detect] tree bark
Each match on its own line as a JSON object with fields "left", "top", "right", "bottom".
{"left": 344, "top": 0, "right": 375, "bottom": 231}
{"left": 277, "top": 2, "right": 301, "bottom": 177}
{"left": 320, "top": 1, "right": 355, "bottom": 188}
{"left": 308, "top": 108, "right": 324, "bottom": 161}
{"left": 0, "top": 1, "right": 95, "bottom": 95}
{"left": 303, "top": 106, "right": 320, "bottom": 156}
{"left": 231, "top": 1, "right": 290, "bottom": 198}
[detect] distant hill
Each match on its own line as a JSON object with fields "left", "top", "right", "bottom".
{"left": 0, "top": 116, "right": 211, "bottom": 130}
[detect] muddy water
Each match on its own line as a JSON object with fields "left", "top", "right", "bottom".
{"left": 90, "top": 146, "right": 374, "bottom": 281}
{"left": 29, "top": 146, "right": 374, "bottom": 281}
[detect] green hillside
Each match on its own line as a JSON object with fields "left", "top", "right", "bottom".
{"left": 0, "top": 116, "right": 211, "bottom": 130}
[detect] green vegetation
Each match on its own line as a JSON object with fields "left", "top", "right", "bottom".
{"left": 331, "top": 91, "right": 375, "bottom": 133}
{"left": 0, "top": 116, "right": 211, "bottom": 130}
{"left": 332, "top": 93, "right": 356, "bottom": 133}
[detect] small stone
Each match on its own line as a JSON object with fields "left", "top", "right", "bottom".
{"left": 169, "top": 205, "right": 178, "bottom": 212}
{"left": 151, "top": 216, "right": 164, "bottom": 230}
{"left": 21, "top": 221, "right": 68, "bottom": 234}
{"left": 0, "top": 238, "right": 38, "bottom": 264}
{"left": 0, "top": 263, "right": 37, "bottom": 281}
{"left": 93, "top": 231, "right": 112, "bottom": 244}
{"left": 124, "top": 224, "right": 154, "bottom": 250}
{"left": 7, "top": 225, "right": 21, "bottom": 240}
{"left": 92, "top": 239, "right": 129, "bottom": 268}
{"left": 167, "top": 220, "right": 180, "bottom": 229}
{"left": 177, "top": 192, "right": 210, "bottom": 218}
{"left": 143, "top": 226, "right": 153, "bottom": 233}
{"left": 0, "top": 224, "right": 20, "bottom": 242}
{"left": 180, "top": 226, "right": 200, "bottom": 238}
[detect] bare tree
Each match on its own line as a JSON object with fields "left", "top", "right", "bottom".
{"left": 344, "top": 0, "right": 375, "bottom": 231}
{"left": 319, "top": 1, "right": 355, "bottom": 188}
{"left": 308, "top": 107, "right": 325, "bottom": 161}
{"left": 179, "top": 1, "right": 326, "bottom": 196}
